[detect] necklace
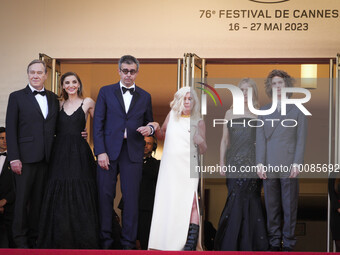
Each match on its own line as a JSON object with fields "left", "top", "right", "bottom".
{"left": 181, "top": 114, "right": 190, "bottom": 118}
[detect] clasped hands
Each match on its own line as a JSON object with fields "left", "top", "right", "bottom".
{"left": 98, "top": 122, "right": 159, "bottom": 171}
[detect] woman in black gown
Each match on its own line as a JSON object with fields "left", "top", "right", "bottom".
{"left": 214, "top": 78, "right": 268, "bottom": 251}
{"left": 38, "top": 72, "right": 99, "bottom": 249}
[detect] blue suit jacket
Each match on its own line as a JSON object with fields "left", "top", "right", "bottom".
{"left": 93, "top": 82, "right": 153, "bottom": 163}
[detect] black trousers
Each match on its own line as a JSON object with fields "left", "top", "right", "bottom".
{"left": 12, "top": 161, "right": 47, "bottom": 248}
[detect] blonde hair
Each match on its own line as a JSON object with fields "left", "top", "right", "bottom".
{"left": 170, "top": 87, "right": 200, "bottom": 119}
{"left": 237, "top": 78, "right": 260, "bottom": 109}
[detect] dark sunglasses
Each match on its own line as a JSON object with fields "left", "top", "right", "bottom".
{"left": 120, "top": 69, "right": 137, "bottom": 75}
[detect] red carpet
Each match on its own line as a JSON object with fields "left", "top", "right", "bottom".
{"left": 0, "top": 250, "right": 333, "bottom": 255}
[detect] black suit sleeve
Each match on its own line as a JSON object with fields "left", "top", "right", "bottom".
{"left": 143, "top": 94, "right": 154, "bottom": 126}
{"left": 0, "top": 161, "right": 15, "bottom": 204}
{"left": 6, "top": 93, "right": 20, "bottom": 162}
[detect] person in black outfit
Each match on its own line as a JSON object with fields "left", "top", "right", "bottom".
{"left": 6, "top": 60, "right": 59, "bottom": 248}
{"left": 138, "top": 136, "right": 160, "bottom": 249}
{"left": 214, "top": 78, "right": 268, "bottom": 251}
{"left": 0, "top": 127, "right": 15, "bottom": 248}
{"left": 329, "top": 172, "right": 340, "bottom": 252}
{"left": 37, "top": 72, "right": 99, "bottom": 249}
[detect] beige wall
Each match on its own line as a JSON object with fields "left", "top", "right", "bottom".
{"left": 1, "top": 0, "right": 340, "bottom": 124}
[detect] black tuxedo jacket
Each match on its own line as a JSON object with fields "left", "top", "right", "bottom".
{"left": 6, "top": 85, "right": 59, "bottom": 163}
{"left": 0, "top": 158, "right": 15, "bottom": 208}
{"left": 139, "top": 156, "right": 160, "bottom": 211}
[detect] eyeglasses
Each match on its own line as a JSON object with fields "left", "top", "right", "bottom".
{"left": 120, "top": 69, "right": 137, "bottom": 75}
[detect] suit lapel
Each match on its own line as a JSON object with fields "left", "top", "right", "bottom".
{"left": 1, "top": 159, "right": 9, "bottom": 176}
{"left": 128, "top": 88, "right": 140, "bottom": 115}
{"left": 45, "top": 90, "right": 55, "bottom": 120}
{"left": 263, "top": 102, "right": 281, "bottom": 139}
{"left": 24, "top": 85, "right": 44, "bottom": 118}
{"left": 264, "top": 103, "right": 294, "bottom": 139}
{"left": 114, "top": 85, "right": 126, "bottom": 112}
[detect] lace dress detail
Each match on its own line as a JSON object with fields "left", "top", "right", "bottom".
{"left": 38, "top": 102, "right": 99, "bottom": 249}
{"left": 215, "top": 118, "right": 268, "bottom": 251}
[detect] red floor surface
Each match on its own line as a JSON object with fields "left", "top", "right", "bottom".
{"left": 0, "top": 250, "right": 334, "bottom": 255}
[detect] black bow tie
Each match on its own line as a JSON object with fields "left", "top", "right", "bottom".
{"left": 122, "top": 87, "right": 134, "bottom": 95}
{"left": 33, "top": 90, "right": 46, "bottom": 96}
{"left": 0, "top": 152, "right": 6, "bottom": 156}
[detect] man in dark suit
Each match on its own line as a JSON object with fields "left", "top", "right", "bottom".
{"left": 94, "top": 55, "right": 155, "bottom": 249}
{"left": 256, "top": 70, "right": 307, "bottom": 252}
{"left": 137, "top": 136, "right": 160, "bottom": 250}
{"left": 0, "top": 127, "right": 15, "bottom": 248}
{"left": 6, "top": 60, "right": 59, "bottom": 248}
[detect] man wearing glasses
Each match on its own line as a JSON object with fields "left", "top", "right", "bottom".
{"left": 94, "top": 55, "right": 155, "bottom": 250}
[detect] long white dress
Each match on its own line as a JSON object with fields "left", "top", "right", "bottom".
{"left": 148, "top": 110, "right": 200, "bottom": 251}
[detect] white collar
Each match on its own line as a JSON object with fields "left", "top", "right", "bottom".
{"left": 29, "top": 84, "right": 45, "bottom": 92}
{"left": 120, "top": 81, "right": 135, "bottom": 90}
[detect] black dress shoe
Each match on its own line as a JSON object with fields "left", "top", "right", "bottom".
{"left": 122, "top": 245, "right": 136, "bottom": 250}
{"left": 282, "top": 247, "right": 293, "bottom": 252}
{"left": 101, "top": 243, "right": 112, "bottom": 249}
{"left": 269, "top": 246, "right": 281, "bottom": 251}
{"left": 17, "top": 245, "right": 29, "bottom": 249}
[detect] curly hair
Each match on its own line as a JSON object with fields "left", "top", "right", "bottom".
{"left": 265, "top": 69, "right": 295, "bottom": 98}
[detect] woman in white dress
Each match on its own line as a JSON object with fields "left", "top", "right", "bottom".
{"left": 148, "top": 87, "right": 207, "bottom": 251}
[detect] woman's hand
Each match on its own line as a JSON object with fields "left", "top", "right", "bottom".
{"left": 193, "top": 133, "right": 204, "bottom": 146}
{"left": 219, "top": 161, "right": 226, "bottom": 176}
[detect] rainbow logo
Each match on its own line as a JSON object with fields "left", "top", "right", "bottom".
{"left": 196, "top": 82, "right": 223, "bottom": 106}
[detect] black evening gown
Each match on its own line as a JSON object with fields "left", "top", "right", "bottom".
{"left": 38, "top": 103, "right": 99, "bottom": 249}
{"left": 214, "top": 118, "right": 269, "bottom": 251}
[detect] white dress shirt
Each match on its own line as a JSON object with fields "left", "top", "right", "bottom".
{"left": 120, "top": 82, "right": 135, "bottom": 138}
{"left": 29, "top": 84, "right": 48, "bottom": 119}
{"left": 0, "top": 151, "right": 7, "bottom": 175}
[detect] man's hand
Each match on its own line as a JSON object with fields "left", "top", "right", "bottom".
{"left": 0, "top": 207, "right": 4, "bottom": 214}
{"left": 147, "top": 122, "right": 160, "bottom": 132}
{"left": 136, "top": 126, "right": 152, "bottom": 136}
{"left": 11, "top": 160, "right": 22, "bottom": 175}
{"left": 257, "top": 164, "right": 267, "bottom": 179}
{"left": 98, "top": 153, "right": 110, "bottom": 170}
{"left": 289, "top": 164, "right": 299, "bottom": 178}
{"left": 0, "top": 198, "right": 7, "bottom": 207}
{"left": 0, "top": 199, "right": 7, "bottom": 208}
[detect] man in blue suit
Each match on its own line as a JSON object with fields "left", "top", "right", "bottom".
{"left": 94, "top": 55, "right": 155, "bottom": 249}
{"left": 256, "top": 70, "right": 307, "bottom": 252}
